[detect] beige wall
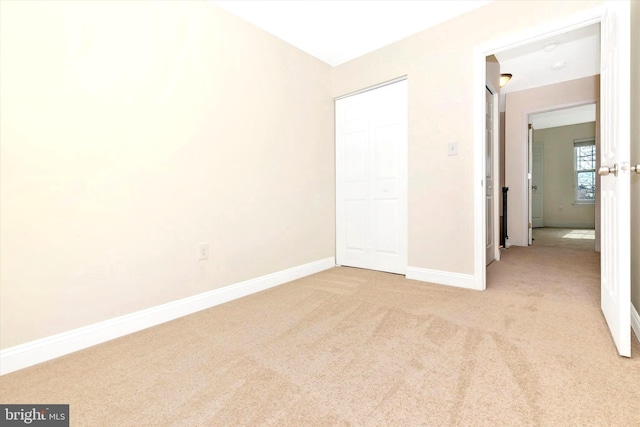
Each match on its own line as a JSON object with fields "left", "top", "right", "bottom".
{"left": 332, "top": 0, "right": 603, "bottom": 272}
{"left": 631, "top": 0, "right": 640, "bottom": 315}
{"left": 500, "top": 112, "right": 506, "bottom": 239}
{"left": 505, "top": 76, "right": 599, "bottom": 246}
{"left": 487, "top": 56, "right": 501, "bottom": 231}
{"left": 533, "top": 123, "right": 597, "bottom": 228}
{"left": 0, "top": 1, "right": 334, "bottom": 348}
{"left": 486, "top": 55, "right": 500, "bottom": 93}
{"left": 500, "top": 112, "right": 506, "bottom": 195}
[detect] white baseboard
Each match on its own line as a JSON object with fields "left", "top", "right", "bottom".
{"left": 0, "top": 257, "right": 335, "bottom": 376}
{"left": 505, "top": 238, "right": 526, "bottom": 248}
{"left": 406, "top": 267, "right": 479, "bottom": 290}
{"left": 632, "top": 303, "right": 640, "bottom": 345}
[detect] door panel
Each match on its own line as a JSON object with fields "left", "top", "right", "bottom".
{"left": 345, "top": 200, "right": 367, "bottom": 250}
{"left": 344, "top": 132, "right": 366, "bottom": 181}
{"left": 600, "top": 1, "right": 631, "bottom": 357}
{"left": 373, "top": 200, "right": 399, "bottom": 253}
{"left": 374, "top": 125, "right": 399, "bottom": 180}
{"left": 336, "top": 80, "right": 408, "bottom": 274}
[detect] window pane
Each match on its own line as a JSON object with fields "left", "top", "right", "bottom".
{"left": 576, "top": 145, "right": 595, "bottom": 171}
{"left": 577, "top": 171, "right": 595, "bottom": 200}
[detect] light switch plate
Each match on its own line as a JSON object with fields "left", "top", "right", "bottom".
{"left": 198, "top": 243, "right": 210, "bottom": 260}
{"left": 447, "top": 142, "right": 458, "bottom": 156}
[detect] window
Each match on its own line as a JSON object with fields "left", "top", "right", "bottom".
{"left": 574, "top": 138, "right": 596, "bottom": 204}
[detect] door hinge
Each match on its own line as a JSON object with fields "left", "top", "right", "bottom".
{"left": 528, "top": 123, "right": 532, "bottom": 130}
{"left": 529, "top": 222, "right": 532, "bottom": 228}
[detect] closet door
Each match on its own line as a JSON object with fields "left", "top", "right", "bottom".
{"left": 335, "top": 80, "right": 407, "bottom": 274}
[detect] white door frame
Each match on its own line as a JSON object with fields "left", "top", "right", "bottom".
{"left": 472, "top": 6, "right": 609, "bottom": 291}
{"left": 531, "top": 141, "right": 544, "bottom": 230}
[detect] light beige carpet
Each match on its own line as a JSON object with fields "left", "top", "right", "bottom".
{"left": 2, "top": 228, "right": 639, "bottom": 426}
{"left": 531, "top": 227, "right": 596, "bottom": 251}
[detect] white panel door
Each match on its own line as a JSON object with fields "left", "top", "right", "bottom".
{"left": 485, "top": 88, "right": 495, "bottom": 264}
{"left": 528, "top": 123, "right": 534, "bottom": 245}
{"left": 532, "top": 145, "right": 544, "bottom": 228}
{"left": 336, "top": 80, "right": 407, "bottom": 275}
{"left": 599, "top": 2, "right": 631, "bottom": 357}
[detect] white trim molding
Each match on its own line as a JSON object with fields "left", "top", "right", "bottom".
{"left": 632, "top": 303, "right": 640, "bottom": 345}
{"left": 406, "top": 267, "right": 479, "bottom": 290}
{"left": 0, "top": 257, "right": 335, "bottom": 376}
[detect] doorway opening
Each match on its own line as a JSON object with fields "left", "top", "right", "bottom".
{"left": 472, "top": 13, "right": 605, "bottom": 290}
{"left": 528, "top": 104, "right": 598, "bottom": 252}
{"left": 475, "top": 3, "right": 632, "bottom": 357}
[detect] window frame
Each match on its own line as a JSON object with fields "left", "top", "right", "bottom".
{"left": 573, "top": 138, "right": 596, "bottom": 205}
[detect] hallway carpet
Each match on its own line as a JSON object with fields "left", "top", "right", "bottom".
{"left": 2, "top": 229, "right": 639, "bottom": 425}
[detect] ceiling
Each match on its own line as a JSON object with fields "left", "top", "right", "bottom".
{"left": 210, "top": 1, "right": 600, "bottom": 127}
{"left": 211, "top": 1, "right": 492, "bottom": 66}
{"left": 495, "top": 24, "right": 600, "bottom": 111}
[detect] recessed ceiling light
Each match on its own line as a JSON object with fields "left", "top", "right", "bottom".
{"left": 551, "top": 61, "right": 566, "bottom": 70}
{"left": 544, "top": 42, "right": 558, "bottom": 52}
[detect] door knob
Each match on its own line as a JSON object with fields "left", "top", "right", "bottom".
{"left": 598, "top": 164, "right": 618, "bottom": 176}
{"left": 532, "top": 185, "right": 537, "bottom": 190}
{"left": 631, "top": 164, "right": 640, "bottom": 174}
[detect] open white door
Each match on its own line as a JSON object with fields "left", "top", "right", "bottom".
{"left": 528, "top": 123, "right": 533, "bottom": 245}
{"left": 485, "top": 87, "right": 496, "bottom": 264}
{"left": 599, "top": 1, "right": 631, "bottom": 357}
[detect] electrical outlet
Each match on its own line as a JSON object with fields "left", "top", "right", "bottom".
{"left": 447, "top": 142, "right": 458, "bottom": 156}
{"left": 198, "top": 243, "right": 209, "bottom": 260}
